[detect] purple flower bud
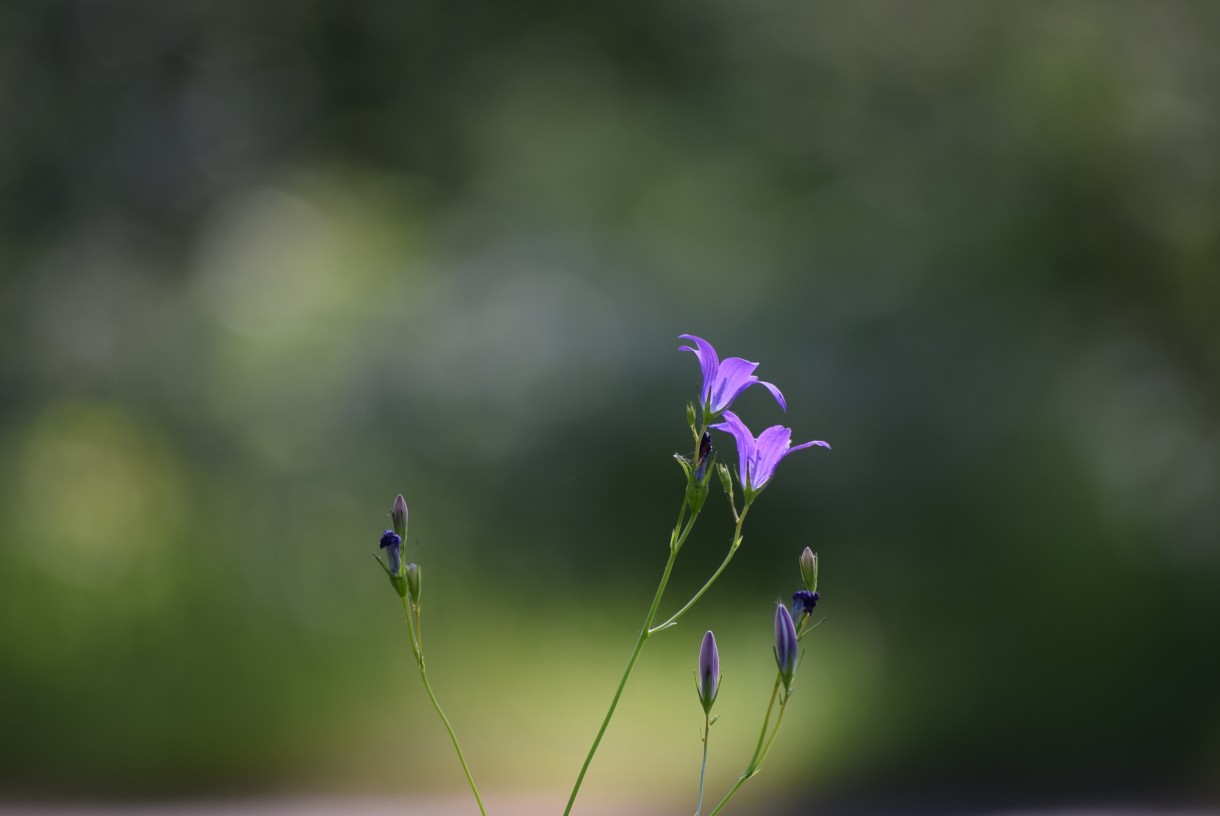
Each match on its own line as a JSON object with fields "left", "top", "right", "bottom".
{"left": 799, "top": 547, "right": 817, "bottom": 592}
{"left": 693, "top": 432, "right": 713, "bottom": 484}
{"left": 792, "top": 589, "right": 820, "bottom": 619}
{"left": 380, "top": 530, "right": 403, "bottom": 576}
{"left": 696, "top": 630, "right": 720, "bottom": 714}
{"left": 774, "top": 604, "right": 798, "bottom": 691}
{"left": 391, "top": 494, "right": 409, "bottom": 540}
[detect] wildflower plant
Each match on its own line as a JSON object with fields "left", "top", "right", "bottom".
{"left": 370, "top": 335, "right": 832, "bottom": 814}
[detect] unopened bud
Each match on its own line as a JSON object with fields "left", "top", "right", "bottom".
{"left": 791, "top": 589, "right": 819, "bottom": 620}
{"left": 693, "top": 432, "right": 712, "bottom": 484}
{"left": 391, "top": 494, "right": 409, "bottom": 540}
{"left": 405, "top": 562, "right": 422, "bottom": 603}
{"left": 799, "top": 547, "right": 817, "bottom": 592}
{"left": 717, "top": 463, "right": 733, "bottom": 499}
{"left": 380, "top": 530, "right": 403, "bottom": 576}
{"left": 774, "top": 604, "right": 799, "bottom": 692}
{"left": 696, "top": 630, "right": 720, "bottom": 715}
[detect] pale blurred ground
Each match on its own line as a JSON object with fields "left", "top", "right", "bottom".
{"left": 0, "top": 798, "right": 665, "bottom": 816}
{"left": 1, "top": 803, "right": 1218, "bottom": 816}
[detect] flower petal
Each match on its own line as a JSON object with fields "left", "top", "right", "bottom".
{"left": 710, "top": 410, "right": 757, "bottom": 488}
{"left": 758, "top": 379, "right": 787, "bottom": 412}
{"left": 708, "top": 356, "right": 760, "bottom": 413}
{"left": 789, "top": 439, "right": 831, "bottom": 452}
{"left": 751, "top": 424, "right": 794, "bottom": 489}
{"left": 679, "top": 334, "right": 720, "bottom": 404}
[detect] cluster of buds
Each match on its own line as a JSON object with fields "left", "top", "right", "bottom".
{"left": 776, "top": 547, "right": 820, "bottom": 691}
{"left": 694, "top": 547, "right": 822, "bottom": 714}
{"left": 378, "top": 494, "right": 421, "bottom": 603}
{"left": 791, "top": 546, "right": 820, "bottom": 621}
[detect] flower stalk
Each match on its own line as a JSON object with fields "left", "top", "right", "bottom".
{"left": 398, "top": 594, "right": 487, "bottom": 816}
{"left": 705, "top": 610, "right": 817, "bottom": 816}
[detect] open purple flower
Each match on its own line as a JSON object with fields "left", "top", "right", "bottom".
{"left": 710, "top": 410, "right": 829, "bottom": 497}
{"left": 679, "top": 334, "right": 787, "bottom": 417}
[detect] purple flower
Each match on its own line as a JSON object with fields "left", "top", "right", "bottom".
{"left": 696, "top": 630, "right": 720, "bottom": 714}
{"left": 710, "top": 410, "right": 829, "bottom": 496}
{"left": 774, "top": 604, "right": 799, "bottom": 691}
{"left": 679, "top": 334, "right": 787, "bottom": 416}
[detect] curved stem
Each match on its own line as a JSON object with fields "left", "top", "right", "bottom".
{"left": 562, "top": 502, "right": 701, "bottom": 816}
{"left": 695, "top": 711, "right": 711, "bottom": 816}
{"left": 705, "top": 674, "right": 785, "bottom": 816}
{"left": 400, "top": 597, "right": 488, "bottom": 816}
{"left": 651, "top": 505, "right": 751, "bottom": 635}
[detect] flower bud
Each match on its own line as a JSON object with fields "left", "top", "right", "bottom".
{"left": 380, "top": 530, "right": 403, "bottom": 576}
{"left": 696, "top": 630, "right": 720, "bottom": 715}
{"left": 717, "top": 462, "right": 734, "bottom": 500}
{"left": 774, "top": 604, "right": 798, "bottom": 692}
{"left": 685, "top": 433, "right": 714, "bottom": 514}
{"left": 391, "top": 494, "right": 409, "bottom": 540}
{"left": 405, "top": 562, "right": 422, "bottom": 603}
{"left": 693, "top": 432, "right": 713, "bottom": 484}
{"left": 799, "top": 548, "right": 817, "bottom": 592}
{"left": 791, "top": 589, "right": 819, "bottom": 620}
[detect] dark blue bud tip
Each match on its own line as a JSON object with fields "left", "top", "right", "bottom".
{"left": 380, "top": 530, "right": 402, "bottom": 550}
{"left": 792, "top": 589, "right": 820, "bottom": 616}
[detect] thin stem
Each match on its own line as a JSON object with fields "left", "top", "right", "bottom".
{"left": 695, "top": 711, "right": 711, "bottom": 816}
{"left": 400, "top": 597, "right": 488, "bottom": 816}
{"left": 562, "top": 501, "right": 701, "bottom": 816}
{"left": 705, "top": 675, "right": 784, "bottom": 816}
{"left": 651, "top": 504, "right": 751, "bottom": 635}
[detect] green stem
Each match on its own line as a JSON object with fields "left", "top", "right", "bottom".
{"left": 400, "top": 597, "right": 488, "bottom": 816}
{"left": 705, "top": 675, "right": 784, "bottom": 816}
{"left": 695, "top": 711, "right": 711, "bottom": 816}
{"left": 562, "top": 501, "right": 701, "bottom": 816}
{"left": 650, "top": 504, "right": 751, "bottom": 636}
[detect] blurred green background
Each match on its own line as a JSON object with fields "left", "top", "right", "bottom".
{"left": 1, "top": 1, "right": 1219, "bottom": 812}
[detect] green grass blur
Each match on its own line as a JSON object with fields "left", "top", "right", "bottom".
{"left": 1, "top": 1, "right": 1218, "bottom": 811}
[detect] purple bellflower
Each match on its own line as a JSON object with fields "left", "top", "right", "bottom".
{"left": 696, "top": 630, "right": 721, "bottom": 715}
{"left": 711, "top": 410, "right": 829, "bottom": 498}
{"left": 774, "top": 604, "right": 799, "bottom": 692}
{"left": 679, "top": 334, "right": 788, "bottom": 417}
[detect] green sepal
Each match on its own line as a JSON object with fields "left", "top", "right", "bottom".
{"left": 717, "top": 463, "right": 734, "bottom": 503}
{"left": 693, "top": 671, "right": 720, "bottom": 715}
{"left": 375, "top": 553, "right": 408, "bottom": 597}
{"left": 685, "top": 481, "right": 709, "bottom": 516}
{"left": 674, "top": 453, "right": 693, "bottom": 479}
